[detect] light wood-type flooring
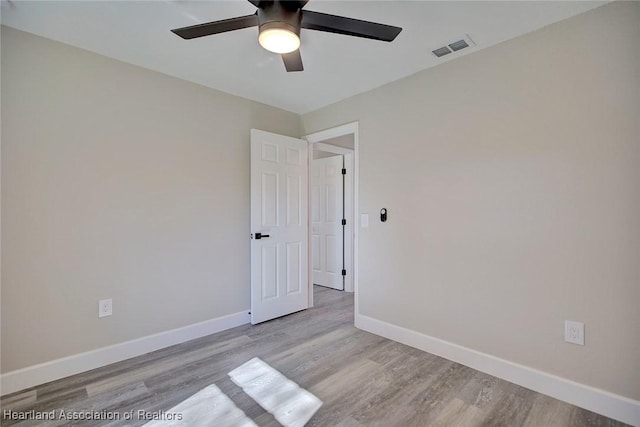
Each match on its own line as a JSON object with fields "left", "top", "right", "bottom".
{"left": 1, "top": 286, "right": 629, "bottom": 426}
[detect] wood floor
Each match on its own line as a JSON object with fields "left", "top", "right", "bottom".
{"left": 1, "top": 286, "right": 628, "bottom": 427}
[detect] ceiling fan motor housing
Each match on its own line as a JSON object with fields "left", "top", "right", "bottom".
{"left": 258, "top": 1, "right": 302, "bottom": 37}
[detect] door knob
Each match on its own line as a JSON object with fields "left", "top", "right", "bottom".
{"left": 253, "top": 232, "right": 270, "bottom": 240}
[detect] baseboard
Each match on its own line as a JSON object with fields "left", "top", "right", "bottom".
{"left": 356, "top": 314, "right": 640, "bottom": 427}
{"left": 0, "top": 310, "right": 251, "bottom": 396}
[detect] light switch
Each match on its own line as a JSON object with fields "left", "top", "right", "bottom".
{"left": 361, "top": 213, "right": 369, "bottom": 228}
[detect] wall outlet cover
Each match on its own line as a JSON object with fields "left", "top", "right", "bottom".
{"left": 99, "top": 298, "right": 113, "bottom": 318}
{"left": 565, "top": 320, "right": 584, "bottom": 345}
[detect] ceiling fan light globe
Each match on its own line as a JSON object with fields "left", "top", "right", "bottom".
{"left": 259, "top": 28, "right": 300, "bottom": 54}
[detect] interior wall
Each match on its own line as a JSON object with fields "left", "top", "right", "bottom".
{"left": 0, "top": 26, "right": 299, "bottom": 373}
{"left": 301, "top": 1, "right": 640, "bottom": 401}
{"left": 313, "top": 150, "right": 340, "bottom": 160}
{"left": 321, "top": 135, "right": 354, "bottom": 151}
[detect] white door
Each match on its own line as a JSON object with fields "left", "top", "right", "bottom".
{"left": 311, "top": 155, "right": 344, "bottom": 290}
{"left": 250, "top": 129, "right": 308, "bottom": 324}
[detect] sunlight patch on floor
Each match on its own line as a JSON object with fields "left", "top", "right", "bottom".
{"left": 144, "top": 358, "right": 322, "bottom": 427}
{"left": 144, "top": 383, "right": 257, "bottom": 427}
{"left": 229, "top": 357, "right": 323, "bottom": 427}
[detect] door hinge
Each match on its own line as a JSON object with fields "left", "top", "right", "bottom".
{"left": 342, "top": 269, "right": 347, "bottom": 276}
{"left": 341, "top": 219, "right": 346, "bottom": 226}
{"left": 342, "top": 168, "right": 347, "bottom": 175}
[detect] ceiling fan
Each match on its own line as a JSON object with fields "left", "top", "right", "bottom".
{"left": 171, "top": 0, "right": 402, "bottom": 72}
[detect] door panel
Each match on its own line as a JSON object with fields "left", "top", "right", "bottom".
{"left": 326, "top": 235, "right": 338, "bottom": 273}
{"left": 286, "top": 242, "right": 301, "bottom": 294}
{"left": 311, "top": 235, "right": 321, "bottom": 271}
{"left": 251, "top": 130, "right": 308, "bottom": 324}
{"left": 261, "top": 245, "right": 278, "bottom": 300}
{"left": 311, "top": 155, "right": 344, "bottom": 290}
{"left": 262, "top": 172, "right": 278, "bottom": 227}
{"left": 286, "top": 175, "right": 301, "bottom": 226}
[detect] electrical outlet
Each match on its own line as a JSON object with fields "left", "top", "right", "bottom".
{"left": 565, "top": 320, "right": 584, "bottom": 345}
{"left": 98, "top": 298, "right": 113, "bottom": 318}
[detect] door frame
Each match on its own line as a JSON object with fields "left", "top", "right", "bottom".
{"left": 304, "top": 122, "right": 359, "bottom": 311}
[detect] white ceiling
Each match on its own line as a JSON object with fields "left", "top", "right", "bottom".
{"left": 1, "top": 1, "right": 606, "bottom": 114}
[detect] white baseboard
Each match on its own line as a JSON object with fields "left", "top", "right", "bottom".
{"left": 356, "top": 314, "right": 640, "bottom": 427}
{"left": 0, "top": 310, "right": 251, "bottom": 396}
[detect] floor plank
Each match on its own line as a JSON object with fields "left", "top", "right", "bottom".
{"left": 1, "top": 286, "right": 630, "bottom": 427}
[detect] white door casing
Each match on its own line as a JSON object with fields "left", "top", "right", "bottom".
{"left": 250, "top": 129, "right": 309, "bottom": 324}
{"left": 311, "top": 155, "right": 344, "bottom": 290}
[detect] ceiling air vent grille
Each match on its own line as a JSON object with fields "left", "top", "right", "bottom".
{"left": 432, "top": 46, "right": 452, "bottom": 58}
{"left": 448, "top": 39, "right": 469, "bottom": 52}
{"left": 431, "top": 34, "right": 476, "bottom": 59}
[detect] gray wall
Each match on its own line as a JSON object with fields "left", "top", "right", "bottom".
{"left": 1, "top": 27, "right": 299, "bottom": 372}
{"left": 301, "top": 2, "right": 640, "bottom": 400}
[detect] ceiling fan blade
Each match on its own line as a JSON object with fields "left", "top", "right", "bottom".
{"left": 282, "top": 50, "right": 304, "bottom": 72}
{"left": 171, "top": 14, "right": 258, "bottom": 40}
{"left": 301, "top": 10, "right": 402, "bottom": 42}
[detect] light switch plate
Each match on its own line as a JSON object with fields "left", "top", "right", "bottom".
{"left": 361, "top": 213, "right": 369, "bottom": 228}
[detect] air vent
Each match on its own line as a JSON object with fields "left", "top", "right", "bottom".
{"left": 432, "top": 46, "right": 452, "bottom": 58}
{"left": 448, "top": 39, "right": 469, "bottom": 52}
{"left": 431, "top": 34, "right": 476, "bottom": 59}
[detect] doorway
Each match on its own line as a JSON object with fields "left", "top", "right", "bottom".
{"left": 311, "top": 150, "right": 346, "bottom": 290}
{"left": 249, "top": 123, "right": 358, "bottom": 321}
{"left": 305, "top": 122, "right": 359, "bottom": 308}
